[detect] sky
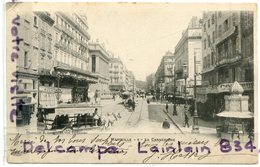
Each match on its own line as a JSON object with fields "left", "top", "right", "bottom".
{"left": 84, "top": 3, "right": 202, "bottom": 81}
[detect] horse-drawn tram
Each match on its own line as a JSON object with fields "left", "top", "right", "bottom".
{"left": 37, "top": 104, "right": 103, "bottom": 134}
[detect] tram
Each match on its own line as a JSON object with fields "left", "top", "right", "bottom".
{"left": 37, "top": 105, "right": 103, "bottom": 134}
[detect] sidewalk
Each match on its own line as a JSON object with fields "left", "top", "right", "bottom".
{"left": 149, "top": 102, "right": 218, "bottom": 135}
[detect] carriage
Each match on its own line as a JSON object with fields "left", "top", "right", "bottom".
{"left": 38, "top": 105, "right": 103, "bottom": 134}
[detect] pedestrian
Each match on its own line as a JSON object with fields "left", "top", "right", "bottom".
{"left": 189, "top": 103, "right": 195, "bottom": 116}
{"left": 165, "top": 102, "right": 169, "bottom": 113}
{"left": 132, "top": 100, "right": 136, "bottom": 111}
{"left": 162, "top": 118, "right": 170, "bottom": 129}
{"left": 113, "top": 94, "right": 116, "bottom": 101}
{"left": 184, "top": 112, "right": 189, "bottom": 128}
{"left": 31, "top": 93, "right": 37, "bottom": 114}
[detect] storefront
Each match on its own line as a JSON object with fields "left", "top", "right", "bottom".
{"left": 53, "top": 66, "right": 98, "bottom": 104}
{"left": 16, "top": 94, "right": 36, "bottom": 127}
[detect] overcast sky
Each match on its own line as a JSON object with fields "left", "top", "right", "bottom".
{"left": 84, "top": 3, "right": 202, "bottom": 81}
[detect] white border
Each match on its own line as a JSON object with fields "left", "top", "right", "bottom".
{"left": 1, "top": 0, "right": 259, "bottom": 167}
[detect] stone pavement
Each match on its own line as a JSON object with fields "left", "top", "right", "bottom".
{"left": 149, "top": 102, "right": 219, "bottom": 135}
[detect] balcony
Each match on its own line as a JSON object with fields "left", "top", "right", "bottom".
{"left": 55, "top": 24, "right": 74, "bottom": 39}
{"left": 55, "top": 42, "right": 88, "bottom": 62}
{"left": 206, "top": 81, "right": 253, "bottom": 94}
{"left": 215, "top": 26, "right": 237, "bottom": 45}
{"left": 216, "top": 54, "right": 242, "bottom": 67}
{"left": 16, "top": 66, "right": 38, "bottom": 75}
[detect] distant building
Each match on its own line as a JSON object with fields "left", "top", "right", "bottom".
{"left": 174, "top": 16, "right": 202, "bottom": 98}
{"left": 198, "top": 11, "right": 254, "bottom": 120}
{"left": 109, "top": 57, "right": 127, "bottom": 92}
{"left": 154, "top": 51, "right": 175, "bottom": 96}
{"left": 88, "top": 42, "right": 111, "bottom": 95}
{"left": 145, "top": 73, "right": 155, "bottom": 94}
{"left": 126, "top": 70, "right": 135, "bottom": 92}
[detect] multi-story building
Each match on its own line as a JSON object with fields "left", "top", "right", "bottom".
{"left": 154, "top": 51, "right": 175, "bottom": 96}
{"left": 88, "top": 42, "right": 111, "bottom": 95}
{"left": 53, "top": 12, "right": 98, "bottom": 103}
{"left": 198, "top": 11, "right": 254, "bottom": 120}
{"left": 145, "top": 73, "right": 155, "bottom": 94}
{"left": 15, "top": 12, "right": 55, "bottom": 126}
{"left": 109, "top": 57, "right": 127, "bottom": 92}
{"left": 126, "top": 70, "right": 135, "bottom": 92}
{"left": 174, "top": 16, "right": 202, "bottom": 98}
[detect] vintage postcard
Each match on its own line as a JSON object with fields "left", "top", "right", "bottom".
{"left": 5, "top": 2, "right": 258, "bottom": 164}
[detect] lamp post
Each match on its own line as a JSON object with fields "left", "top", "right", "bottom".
{"left": 132, "top": 76, "right": 135, "bottom": 102}
{"left": 55, "top": 72, "right": 62, "bottom": 105}
{"left": 183, "top": 64, "right": 188, "bottom": 117}
{"left": 192, "top": 55, "right": 200, "bottom": 133}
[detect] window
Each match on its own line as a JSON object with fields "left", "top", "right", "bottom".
{"left": 203, "top": 57, "right": 206, "bottom": 68}
{"left": 218, "top": 25, "right": 222, "bottom": 36}
{"left": 208, "top": 35, "right": 211, "bottom": 48}
{"left": 211, "top": 52, "right": 214, "bottom": 65}
{"left": 204, "top": 39, "right": 207, "bottom": 49}
{"left": 207, "top": 54, "right": 210, "bottom": 67}
{"left": 224, "top": 19, "right": 229, "bottom": 32}
{"left": 34, "top": 16, "right": 38, "bottom": 26}
{"left": 208, "top": 19, "right": 210, "bottom": 28}
{"left": 24, "top": 51, "right": 28, "bottom": 67}
{"left": 225, "top": 70, "right": 229, "bottom": 79}
{"left": 212, "top": 31, "right": 215, "bottom": 43}
{"left": 24, "top": 83, "right": 27, "bottom": 90}
{"left": 33, "top": 80, "right": 36, "bottom": 89}
{"left": 204, "top": 24, "right": 206, "bottom": 32}
{"left": 211, "top": 14, "right": 215, "bottom": 24}
{"left": 47, "top": 38, "right": 51, "bottom": 52}
{"left": 245, "top": 68, "right": 253, "bottom": 82}
{"left": 92, "top": 56, "right": 96, "bottom": 72}
{"left": 218, "top": 11, "right": 222, "bottom": 17}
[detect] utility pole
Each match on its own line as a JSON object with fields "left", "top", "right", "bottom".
{"left": 183, "top": 64, "right": 188, "bottom": 116}
{"left": 192, "top": 55, "right": 200, "bottom": 133}
{"left": 133, "top": 76, "right": 135, "bottom": 102}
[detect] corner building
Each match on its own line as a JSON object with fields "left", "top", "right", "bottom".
{"left": 53, "top": 12, "right": 97, "bottom": 104}
{"left": 198, "top": 11, "right": 254, "bottom": 120}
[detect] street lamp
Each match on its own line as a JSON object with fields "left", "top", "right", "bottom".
{"left": 183, "top": 64, "right": 188, "bottom": 117}
{"left": 55, "top": 71, "right": 62, "bottom": 104}
{"left": 192, "top": 55, "right": 200, "bottom": 133}
{"left": 172, "top": 68, "right": 177, "bottom": 116}
{"left": 132, "top": 76, "right": 135, "bottom": 102}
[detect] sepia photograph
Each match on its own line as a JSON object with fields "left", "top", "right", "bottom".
{"left": 5, "top": 2, "right": 258, "bottom": 164}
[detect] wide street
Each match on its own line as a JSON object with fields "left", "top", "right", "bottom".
{"left": 88, "top": 97, "right": 213, "bottom": 134}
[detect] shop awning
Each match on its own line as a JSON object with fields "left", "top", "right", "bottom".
{"left": 217, "top": 111, "right": 254, "bottom": 118}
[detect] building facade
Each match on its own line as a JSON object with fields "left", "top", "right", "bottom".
{"left": 126, "top": 70, "right": 135, "bottom": 92}
{"left": 154, "top": 51, "right": 175, "bottom": 98}
{"left": 53, "top": 12, "right": 97, "bottom": 104}
{"left": 109, "top": 57, "right": 127, "bottom": 92}
{"left": 15, "top": 12, "right": 55, "bottom": 126}
{"left": 174, "top": 16, "right": 202, "bottom": 98}
{"left": 198, "top": 11, "right": 254, "bottom": 120}
{"left": 88, "top": 42, "right": 111, "bottom": 95}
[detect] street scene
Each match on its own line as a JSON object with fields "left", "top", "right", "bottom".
{"left": 12, "top": 8, "right": 254, "bottom": 142}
